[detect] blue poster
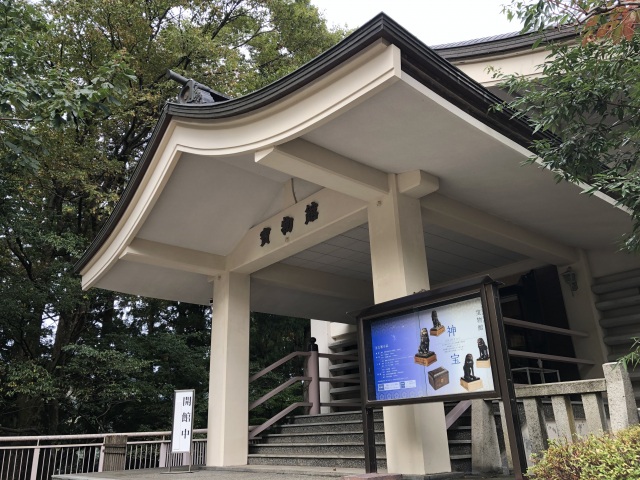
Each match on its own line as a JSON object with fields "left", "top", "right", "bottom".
{"left": 370, "top": 296, "right": 494, "bottom": 400}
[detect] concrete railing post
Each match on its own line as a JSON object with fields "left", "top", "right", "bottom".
{"left": 102, "top": 435, "right": 127, "bottom": 471}
{"left": 497, "top": 401, "right": 512, "bottom": 470}
{"left": 603, "top": 362, "right": 639, "bottom": 432}
{"left": 471, "top": 399, "right": 501, "bottom": 475}
{"left": 581, "top": 393, "right": 607, "bottom": 434}
{"left": 308, "top": 337, "right": 320, "bottom": 415}
{"left": 521, "top": 397, "right": 548, "bottom": 463}
{"left": 550, "top": 395, "right": 577, "bottom": 442}
{"left": 159, "top": 440, "right": 168, "bottom": 468}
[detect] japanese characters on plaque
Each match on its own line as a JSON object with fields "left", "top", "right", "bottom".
{"left": 259, "top": 201, "right": 319, "bottom": 247}
{"left": 171, "top": 390, "right": 195, "bottom": 454}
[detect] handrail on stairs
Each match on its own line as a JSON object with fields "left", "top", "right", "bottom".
{"left": 249, "top": 402, "right": 313, "bottom": 439}
{"left": 445, "top": 399, "right": 472, "bottom": 429}
{"left": 248, "top": 337, "right": 474, "bottom": 441}
{"left": 248, "top": 337, "right": 363, "bottom": 439}
{"left": 249, "top": 351, "right": 311, "bottom": 382}
{"left": 248, "top": 338, "right": 324, "bottom": 440}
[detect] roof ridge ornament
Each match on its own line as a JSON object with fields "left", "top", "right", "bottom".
{"left": 166, "top": 70, "right": 229, "bottom": 104}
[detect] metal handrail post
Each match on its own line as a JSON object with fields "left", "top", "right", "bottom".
{"left": 308, "top": 337, "right": 320, "bottom": 415}
{"left": 97, "top": 438, "right": 106, "bottom": 472}
{"left": 28, "top": 440, "right": 40, "bottom": 480}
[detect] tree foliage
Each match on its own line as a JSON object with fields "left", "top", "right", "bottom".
{"left": 497, "top": 1, "right": 640, "bottom": 250}
{"left": 0, "top": 0, "right": 343, "bottom": 435}
{"left": 249, "top": 313, "right": 310, "bottom": 425}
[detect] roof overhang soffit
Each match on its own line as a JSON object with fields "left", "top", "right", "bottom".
{"left": 79, "top": 41, "right": 402, "bottom": 289}
{"left": 422, "top": 194, "right": 578, "bottom": 266}
{"left": 79, "top": 29, "right": 582, "bottom": 295}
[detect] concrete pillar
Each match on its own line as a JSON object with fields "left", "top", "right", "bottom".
{"left": 581, "top": 393, "right": 607, "bottom": 435}
{"left": 603, "top": 362, "right": 639, "bottom": 432}
{"left": 471, "top": 400, "right": 501, "bottom": 474}
{"left": 368, "top": 175, "right": 451, "bottom": 475}
{"left": 498, "top": 401, "right": 512, "bottom": 470}
{"left": 557, "top": 250, "right": 608, "bottom": 379}
{"left": 206, "top": 272, "right": 250, "bottom": 466}
{"left": 311, "top": 319, "right": 332, "bottom": 413}
{"left": 521, "top": 398, "right": 548, "bottom": 463}
{"left": 550, "top": 395, "right": 577, "bottom": 442}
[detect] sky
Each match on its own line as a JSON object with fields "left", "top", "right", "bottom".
{"left": 310, "top": 0, "right": 523, "bottom": 46}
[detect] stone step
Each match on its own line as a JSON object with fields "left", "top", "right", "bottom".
{"left": 277, "top": 420, "right": 385, "bottom": 434}
{"left": 596, "top": 294, "right": 640, "bottom": 312}
{"left": 596, "top": 295, "right": 640, "bottom": 312}
{"left": 592, "top": 276, "right": 640, "bottom": 295}
{"left": 286, "top": 410, "right": 379, "bottom": 425}
{"left": 322, "top": 399, "right": 361, "bottom": 408}
{"left": 325, "top": 374, "right": 361, "bottom": 385}
{"left": 328, "top": 336, "right": 358, "bottom": 351}
{"left": 329, "top": 385, "right": 361, "bottom": 395}
{"left": 597, "top": 288, "right": 640, "bottom": 302}
{"left": 260, "top": 431, "right": 386, "bottom": 444}
{"left": 250, "top": 410, "right": 473, "bottom": 474}
{"left": 328, "top": 350, "right": 359, "bottom": 359}
{"left": 448, "top": 440, "right": 472, "bottom": 456}
{"left": 247, "top": 454, "right": 386, "bottom": 469}
{"left": 451, "top": 455, "right": 472, "bottom": 474}
{"left": 447, "top": 426, "right": 471, "bottom": 441}
{"left": 250, "top": 442, "right": 386, "bottom": 457}
{"left": 604, "top": 333, "right": 640, "bottom": 346}
{"left": 600, "top": 312, "right": 640, "bottom": 329}
{"left": 593, "top": 268, "right": 640, "bottom": 286}
{"left": 328, "top": 361, "right": 360, "bottom": 372}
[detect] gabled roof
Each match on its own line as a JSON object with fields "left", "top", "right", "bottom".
{"left": 73, "top": 13, "right": 634, "bottom": 320}
{"left": 432, "top": 27, "right": 576, "bottom": 61}
{"left": 75, "top": 13, "right": 557, "bottom": 273}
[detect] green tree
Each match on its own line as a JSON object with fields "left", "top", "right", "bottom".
{"left": 497, "top": 1, "right": 640, "bottom": 250}
{"left": 248, "top": 313, "right": 310, "bottom": 426}
{"left": 0, "top": 0, "right": 344, "bottom": 435}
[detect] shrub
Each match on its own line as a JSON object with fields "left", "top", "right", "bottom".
{"left": 527, "top": 425, "right": 640, "bottom": 480}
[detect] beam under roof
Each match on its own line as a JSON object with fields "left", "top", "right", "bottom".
{"left": 120, "top": 238, "right": 225, "bottom": 277}
{"left": 255, "top": 139, "right": 389, "bottom": 202}
{"left": 422, "top": 194, "right": 578, "bottom": 266}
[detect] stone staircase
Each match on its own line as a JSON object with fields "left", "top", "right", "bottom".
{"left": 248, "top": 410, "right": 387, "bottom": 469}
{"left": 248, "top": 405, "right": 474, "bottom": 472}
{"left": 326, "top": 335, "right": 361, "bottom": 411}
{"left": 592, "top": 268, "right": 640, "bottom": 401}
{"left": 446, "top": 405, "right": 472, "bottom": 473}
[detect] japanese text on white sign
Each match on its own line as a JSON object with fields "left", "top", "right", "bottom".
{"left": 171, "top": 390, "right": 195, "bottom": 453}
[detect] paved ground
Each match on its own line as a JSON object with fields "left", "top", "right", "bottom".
{"left": 53, "top": 466, "right": 516, "bottom": 480}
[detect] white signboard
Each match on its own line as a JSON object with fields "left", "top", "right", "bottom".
{"left": 171, "top": 389, "right": 195, "bottom": 454}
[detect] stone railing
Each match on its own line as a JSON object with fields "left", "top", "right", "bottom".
{"left": 471, "top": 362, "right": 639, "bottom": 475}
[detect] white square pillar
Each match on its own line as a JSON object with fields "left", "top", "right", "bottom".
{"left": 311, "top": 319, "right": 332, "bottom": 413}
{"left": 367, "top": 176, "right": 451, "bottom": 475}
{"left": 206, "top": 271, "right": 250, "bottom": 466}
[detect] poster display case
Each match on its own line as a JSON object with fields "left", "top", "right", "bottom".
{"left": 358, "top": 280, "right": 502, "bottom": 406}
{"left": 354, "top": 277, "right": 527, "bottom": 479}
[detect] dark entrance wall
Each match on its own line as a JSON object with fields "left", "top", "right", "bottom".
{"left": 500, "top": 265, "right": 580, "bottom": 382}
